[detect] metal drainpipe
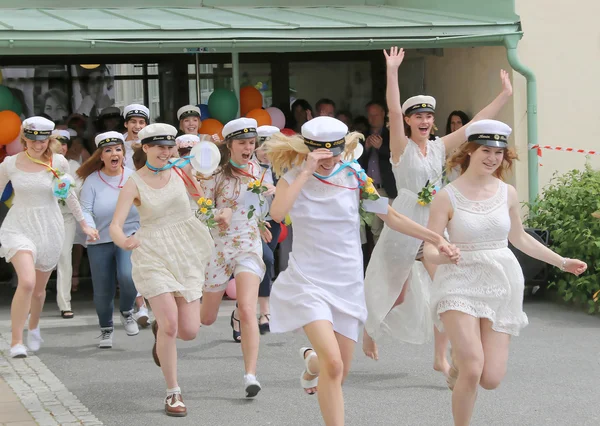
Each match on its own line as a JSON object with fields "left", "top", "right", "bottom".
{"left": 504, "top": 34, "right": 538, "bottom": 205}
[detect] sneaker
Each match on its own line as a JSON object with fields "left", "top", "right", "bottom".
{"left": 133, "top": 307, "right": 150, "bottom": 328}
{"left": 9, "top": 344, "right": 28, "bottom": 358}
{"left": 120, "top": 311, "right": 140, "bottom": 336}
{"left": 244, "top": 374, "right": 262, "bottom": 398}
{"left": 26, "top": 328, "right": 43, "bottom": 352}
{"left": 98, "top": 327, "right": 113, "bottom": 349}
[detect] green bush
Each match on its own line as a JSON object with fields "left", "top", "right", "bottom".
{"left": 525, "top": 162, "right": 600, "bottom": 313}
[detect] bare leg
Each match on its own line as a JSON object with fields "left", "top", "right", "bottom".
{"left": 479, "top": 319, "right": 510, "bottom": 390}
{"left": 440, "top": 311, "right": 484, "bottom": 426}
{"left": 148, "top": 293, "right": 179, "bottom": 389}
{"left": 362, "top": 277, "right": 409, "bottom": 360}
{"left": 10, "top": 252, "right": 37, "bottom": 346}
{"left": 258, "top": 296, "right": 270, "bottom": 324}
{"left": 175, "top": 297, "right": 201, "bottom": 341}
{"left": 235, "top": 272, "right": 261, "bottom": 375}
{"left": 200, "top": 290, "right": 225, "bottom": 326}
{"left": 422, "top": 259, "right": 450, "bottom": 377}
{"left": 304, "top": 320, "right": 345, "bottom": 426}
{"left": 28, "top": 269, "right": 53, "bottom": 331}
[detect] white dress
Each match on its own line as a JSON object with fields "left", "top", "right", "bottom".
{"left": 130, "top": 170, "right": 214, "bottom": 302}
{"left": 0, "top": 154, "right": 84, "bottom": 272}
{"left": 363, "top": 138, "right": 445, "bottom": 344}
{"left": 431, "top": 181, "right": 529, "bottom": 336}
{"left": 269, "top": 163, "right": 366, "bottom": 342}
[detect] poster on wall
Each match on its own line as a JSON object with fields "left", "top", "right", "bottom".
{"left": 70, "top": 64, "right": 116, "bottom": 120}
{"left": 0, "top": 65, "right": 70, "bottom": 121}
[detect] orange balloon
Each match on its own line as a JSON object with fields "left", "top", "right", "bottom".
{"left": 0, "top": 111, "right": 21, "bottom": 145}
{"left": 246, "top": 109, "right": 272, "bottom": 127}
{"left": 239, "top": 86, "right": 263, "bottom": 116}
{"left": 198, "top": 118, "right": 224, "bottom": 139}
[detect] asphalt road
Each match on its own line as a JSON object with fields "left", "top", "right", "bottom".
{"left": 0, "top": 287, "right": 599, "bottom": 426}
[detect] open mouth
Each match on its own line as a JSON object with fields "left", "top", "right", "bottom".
{"left": 110, "top": 158, "right": 119, "bottom": 167}
{"left": 418, "top": 126, "right": 430, "bottom": 134}
{"left": 241, "top": 153, "right": 251, "bottom": 161}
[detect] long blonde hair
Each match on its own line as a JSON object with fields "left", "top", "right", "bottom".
{"left": 20, "top": 131, "right": 61, "bottom": 162}
{"left": 264, "top": 132, "right": 362, "bottom": 178}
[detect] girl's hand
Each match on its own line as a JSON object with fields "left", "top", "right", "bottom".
{"left": 260, "top": 221, "right": 272, "bottom": 243}
{"left": 264, "top": 183, "right": 276, "bottom": 196}
{"left": 83, "top": 226, "right": 99, "bottom": 243}
{"left": 124, "top": 235, "right": 141, "bottom": 251}
{"left": 500, "top": 69, "right": 513, "bottom": 96}
{"left": 562, "top": 258, "right": 587, "bottom": 276}
{"left": 302, "top": 149, "right": 332, "bottom": 175}
{"left": 215, "top": 208, "right": 232, "bottom": 230}
{"left": 383, "top": 46, "right": 405, "bottom": 70}
{"left": 438, "top": 242, "right": 461, "bottom": 265}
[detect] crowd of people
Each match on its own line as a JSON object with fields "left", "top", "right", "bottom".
{"left": 0, "top": 48, "right": 587, "bottom": 426}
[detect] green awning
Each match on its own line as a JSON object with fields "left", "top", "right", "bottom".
{"left": 0, "top": 4, "right": 522, "bottom": 55}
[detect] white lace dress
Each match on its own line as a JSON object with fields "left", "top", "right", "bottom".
{"left": 363, "top": 138, "right": 445, "bottom": 344}
{"left": 0, "top": 154, "right": 85, "bottom": 271}
{"left": 431, "top": 181, "right": 529, "bottom": 336}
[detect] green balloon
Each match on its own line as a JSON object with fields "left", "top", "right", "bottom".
{"left": 207, "top": 89, "right": 238, "bottom": 124}
{"left": 0, "top": 86, "right": 14, "bottom": 111}
{"left": 9, "top": 95, "right": 22, "bottom": 116}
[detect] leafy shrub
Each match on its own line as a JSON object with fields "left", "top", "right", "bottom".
{"left": 525, "top": 162, "right": 600, "bottom": 313}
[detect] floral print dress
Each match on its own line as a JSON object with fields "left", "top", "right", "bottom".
{"left": 200, "top": 161, "right": 266, "bottom": 290}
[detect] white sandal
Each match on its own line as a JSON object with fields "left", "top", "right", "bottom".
{"left": 299, "top": 347, "right": 319, "bottom": 395}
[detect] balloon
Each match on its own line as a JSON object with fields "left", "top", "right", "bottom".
{"left": 1, "top": 181, "right": 12, "bottom": 202}
{"left": 207, "top": 89, "right": 238, "bottom": 124}
{"left": 4, "top": 192, "right": 14, "bottom": 208}
{"left": 281, "top": 128, "right": 296, "bottom": 137}
{"left": 265, "top": 107, "right": 285, "bottom": 130}
{"left": 0, "top": 86, "right": 14, "bottom": 112}
{"left": 225, "top": 278, "right": 237, "bottom": 300}
{"left": 9, "top": 96, "right": 22, "bottom": 116}
{"left": 278, "top": 223, "right": 288, "bottom": 243}
{"left": 239, "top": 86, "right": 263, "bottom": 116}
{"left": 197, "top": 103, "right": 211, "bottom": 121}
{"left": 5, "top": 136, "right": 22, "bottom": 155}
{"left": 246, "top": 108, "right": 272, "bottom": 127}
{"left": 0, "top": 111, "right": 21, "bottom": 146}
{"left": 198, "top": 118, "right": 224, "bottom": 139}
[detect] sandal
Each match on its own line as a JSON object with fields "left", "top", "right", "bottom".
{"left": 230, "top": 310, "right": 241, "bottom": 343}
{"left": 258, "top": 314, "right": 270, "bottom": 335}
{"left": 299, "top": 347, "right": 319, "bottom": 395}
{"left": 61, "top": 310, "right": 74, "bottom": 319}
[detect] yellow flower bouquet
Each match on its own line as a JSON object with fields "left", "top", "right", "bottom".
{"left": 196, "top": 197, "right": 217, "bottom": 228}
{"left": 359, "top": 176, "right": 380, "bottom": 227}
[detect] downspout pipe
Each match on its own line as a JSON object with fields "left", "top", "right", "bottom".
{"left": 504, "top": 34, "right": 538, "bottom": 205}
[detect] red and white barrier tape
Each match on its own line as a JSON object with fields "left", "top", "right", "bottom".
{"left": 529, "top": 144, "right": 599, "bottom": 166}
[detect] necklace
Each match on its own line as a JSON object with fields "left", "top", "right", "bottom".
{"left": 25, "top": 151, "right": 60, "bottom": 179}
{"left": 97, "top": 168, "right": 124, "bottom": 189}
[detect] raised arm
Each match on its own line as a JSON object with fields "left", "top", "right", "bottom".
{"left": 270, "top": 150, "right": 332, "bottom": 223}
{"left": 441, "top": 70, "right": 513, "bottom": 154}
{"left": 507, "top": 185, "right": 587, "bottom": 275}
{"left": 385, "top": 47, "right": 409, "bottom": 163}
